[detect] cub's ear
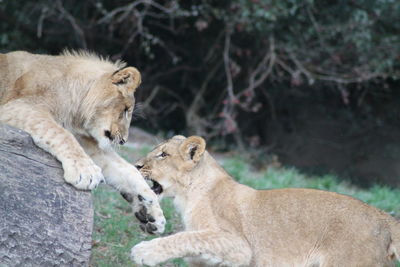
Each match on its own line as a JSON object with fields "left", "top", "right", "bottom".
{"left": 179, "top": 136, "right": 206, "bottom": 163}
{"left": 111, "top": 67, "right": 141, "bottom": 94}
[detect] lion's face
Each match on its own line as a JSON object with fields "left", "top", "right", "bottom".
{"left": 135, "top": 135, "right": 206, "bottom": 198}
{"left": 86, "top": 67, "right": 141, "bottom": 149}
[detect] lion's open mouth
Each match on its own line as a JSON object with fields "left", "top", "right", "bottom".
{"left": 145, "top": 177, "right": 163, "bottom": 195}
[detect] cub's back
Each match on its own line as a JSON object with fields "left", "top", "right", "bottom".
{"left": 239, "top": 188, "right": 396, "bottom": 265}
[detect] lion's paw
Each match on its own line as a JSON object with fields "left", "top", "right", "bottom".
{"left": 134, "top": 190, "right": 165, "bottom": 234}
{"left": 63, "top": 159, "right": 104, "bottom": 190}
{"left": 131, "top": 240, "right": 168, "bottom": 266}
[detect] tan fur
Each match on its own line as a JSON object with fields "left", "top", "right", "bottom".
{"left": 131, "top": 135, "right": 400, "bottom": 267}
{"left": 0, "top": 50, "right": 165, "bottom": 233}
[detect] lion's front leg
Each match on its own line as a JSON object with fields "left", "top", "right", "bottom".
{"left": 0, "top": 101, "right": 104, "bottom": 190}
{"left": 80, "top": 138, "right": 166, "bottom": 234}
{"left": 131, "top": 230, "right": 252, "bottom": 267}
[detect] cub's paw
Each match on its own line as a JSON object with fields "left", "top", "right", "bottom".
{"left": 63, "top": 159, "right": 104, "bottom": 190}
{"left": 134, "top": 191, "right": 165, "bottom": 234}
{"left": 131, "top": 240, "right": 168, "bottom": 266}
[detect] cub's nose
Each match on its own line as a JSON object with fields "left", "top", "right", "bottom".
{"left": 135, "top": 163, "right": 144, "bottom": 170}
{"left": 119, "top": 138, "right": 126, "bottom": 145}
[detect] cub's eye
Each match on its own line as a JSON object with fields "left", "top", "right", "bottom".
{"left": 157, "top": 151, "right": 168, "bottom": 158}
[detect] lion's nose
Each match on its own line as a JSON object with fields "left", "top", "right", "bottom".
{"left": 119, "top": 138, "right": 126, "bottom": 145}
{"left": 104, "top": 130, "right": 114, "bottom": 141}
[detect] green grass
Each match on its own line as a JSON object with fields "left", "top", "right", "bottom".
{"left": 91, "top": 154, "right": 400, "bottom": 266}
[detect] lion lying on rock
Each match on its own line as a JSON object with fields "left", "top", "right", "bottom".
{"left": 0, "top": 50, "right": 165, "bottom": 233}
{"left": 131, "top": 135, "right": 400, "bottom": 266}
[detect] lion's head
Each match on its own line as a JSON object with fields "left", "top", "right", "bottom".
{"left": 134, "top": 135, "right": 206, "bottom": 198}
{"left": 84, "top": 66, "right": 141, "bottom": 149}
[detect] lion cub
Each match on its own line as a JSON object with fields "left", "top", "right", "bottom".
{"left": 0, "top": 50, "right": 165, "bottom": 233}
{"left": 131, "top": 135, "right": 400, "bottom": 266}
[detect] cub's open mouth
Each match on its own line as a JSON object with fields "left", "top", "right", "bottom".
{"left": 145, "top": 177, "right": 163, "bottom": 195}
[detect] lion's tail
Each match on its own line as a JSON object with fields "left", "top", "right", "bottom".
{"left": 389, "top": 219, "right": 400, "bottom": 261}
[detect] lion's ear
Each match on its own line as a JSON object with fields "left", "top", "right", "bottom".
{"left": 111, "top": 67, "right": 141, "bottom": 94}
{"left": 179, "top": 136, "right": 206, "bottom": 163}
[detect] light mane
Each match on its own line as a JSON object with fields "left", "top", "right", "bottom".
{"left": 61, "top": 49, "right": 127, "bottom": 70}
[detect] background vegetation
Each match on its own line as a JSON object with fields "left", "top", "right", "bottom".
{"left": 1, "top": 0, "right": 400, "bottom": 186}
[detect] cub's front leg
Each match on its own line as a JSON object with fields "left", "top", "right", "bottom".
{"left": 131, "top": 230, "right": 252, "bottom": 267}
{"left": 80, "top": 137, "right": 166, "bottom": 234}
{"left": 0, "top": 101, "right": 104, "bottom": 190}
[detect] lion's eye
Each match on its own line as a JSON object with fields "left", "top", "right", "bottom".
{"left": 123, "top": 107, "right": 133, "bottom": 120}
{"left": 125, "top": 106, "right": 134, "bottom": 113}
{"left": 121, "top": 107, "right": 130, "bottom": 120}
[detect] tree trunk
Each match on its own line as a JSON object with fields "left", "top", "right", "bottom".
{"left": 0, "top": 124, "right": 93, "bottom": 267}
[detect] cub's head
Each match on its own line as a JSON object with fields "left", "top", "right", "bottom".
{"left": 86, "top": 67, "right": 141, "bottom": 149}
{"left": 134, "top": 135, "right": 206, "bottom": 198}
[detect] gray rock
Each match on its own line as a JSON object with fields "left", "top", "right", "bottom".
{"left": 0, "top": 124, "right": 93, "bottom": 267}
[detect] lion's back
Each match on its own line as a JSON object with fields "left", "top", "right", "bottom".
{"left": 0, "top": 50, "right": 111, "bottom": 105}
{"left": 0, "top": 51, "right": 54, "bottom": 103}
{"left": 2, "top": 50, "right": 43, "bottom": 78}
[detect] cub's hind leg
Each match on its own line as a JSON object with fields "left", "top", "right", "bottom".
{"left": 0, "top": 100, "right": 104, "bottom": 190}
